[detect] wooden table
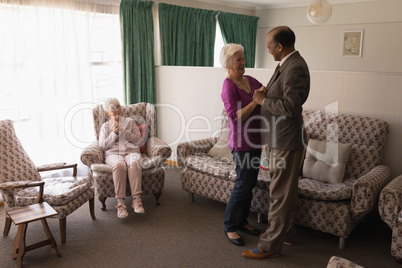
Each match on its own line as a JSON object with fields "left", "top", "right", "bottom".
{"left": 6, "top": 202, "right": 62, "bottom": 267}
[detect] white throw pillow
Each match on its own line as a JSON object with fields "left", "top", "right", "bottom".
{"left": 207, "top": 128, "right": 234, "bottom": 165}
{"left": 302, "top": 139, "right": 352, "bottom": 183}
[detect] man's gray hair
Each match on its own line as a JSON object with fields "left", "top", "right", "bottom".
{"left": 104, "top": 98, "right": 121, "bottom": 111}
{"left": 220, "top": 43, "right": 244, "bottom": 69}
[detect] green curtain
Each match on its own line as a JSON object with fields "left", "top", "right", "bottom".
{"left": 120, "top": 0, "right": 155, "bottom": 105}
{"left": 217, "top": 12, "right": 259, "bottom": 68}
{"left": 158, "top": 3, "right": 218, "bottom": 66}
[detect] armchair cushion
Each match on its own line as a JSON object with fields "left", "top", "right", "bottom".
{"left": 302, "top": 139, "right": 353, "bottom": 183}
{"left": 15, "top": 176, "right": 93, "bottom": 206}
{"left": 207, "top": 128, "right": 234, "bottom": 164}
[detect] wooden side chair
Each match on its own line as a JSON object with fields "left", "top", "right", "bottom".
{"left": 0, "top": 119, "right": 96, "bottom": 244}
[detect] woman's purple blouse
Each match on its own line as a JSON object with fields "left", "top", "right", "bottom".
{"left": 221, "top": 75, "right": 263, "bottom": 151}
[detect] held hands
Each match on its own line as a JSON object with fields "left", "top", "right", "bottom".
{"left": 257, "top": 86, "right": 267, "bottom": 94}
{"left": 112, "top": 121, "right": 120, "bottom": 134}
{"left": 253, "top": 86, "right": 267, "bottom": 105}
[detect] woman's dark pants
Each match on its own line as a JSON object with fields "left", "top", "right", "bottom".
{"left": 224, "top": 149, "right": 260, "bottom": 232}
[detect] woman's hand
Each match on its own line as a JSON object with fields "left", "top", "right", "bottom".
{"left": 253, "top": 90, "right": 266, "bottom": 105}
{"left": 113, "top": 122, "right": 120, "bottom": 134}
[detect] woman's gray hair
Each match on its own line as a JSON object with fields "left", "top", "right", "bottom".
{"left": 104, "top": 98, "right": 120, "bottom": 111}
{"left": 220, "top": 43, "right": 244, "bottom": 69}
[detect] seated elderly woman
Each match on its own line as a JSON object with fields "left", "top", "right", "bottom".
{"left": 99, "top": 98, "right": 145, "bottom": 218}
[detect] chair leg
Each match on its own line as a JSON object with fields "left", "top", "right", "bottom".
{"left": 59, "top": 218, "right": 67, "bottom": 244}
{"left": 99, "top": 197, "right": 107, "bottom": 210}
{"left": 89, "top": 198, "right": 96, "bottom": 220}
{"left": 153, "top": 192, "right": 162, "bottom": 206}
{"left": 339, "top": 236, "right": 346, "bottom": 249}
{"left": 3, "top": 216, "right": 12, "bottom": 236}
{"left": 394, "top": 256, "right": 402, "bottom": 264}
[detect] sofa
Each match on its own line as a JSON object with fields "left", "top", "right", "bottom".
{"left": 177, "top": 110, "right": 390, "bottom": 249}
{"left": 378, "top": 175, "right": 402, "bottom": 264}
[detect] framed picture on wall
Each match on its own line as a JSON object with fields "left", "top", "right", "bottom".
{"left": 342, "top": 30, "right": 363, "bottom": 57}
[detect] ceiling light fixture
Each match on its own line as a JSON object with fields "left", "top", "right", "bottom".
{"left": 306, "top": 0, "right": 332, "bottom": 25}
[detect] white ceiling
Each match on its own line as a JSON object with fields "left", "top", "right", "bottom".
{"left": 214, "top": 0, "right": 379, "bottom": 9}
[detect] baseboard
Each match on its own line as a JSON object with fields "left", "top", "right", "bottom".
{"left": 165, "top": 159, "right": 178, "bottom": 167}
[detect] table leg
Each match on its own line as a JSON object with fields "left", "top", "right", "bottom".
{"left": 12, "top": 225, "right": 22, "bottom": 260}
{"left": 41, "top": 219, "right": 62, "bottom": 257}
{"left": 15, "top": 223, "right": 28, "bottom": 268}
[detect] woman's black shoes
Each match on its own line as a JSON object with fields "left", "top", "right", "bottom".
{"left": 238, "top": 225, "right": 261, "bottom": 236}
{"left": 225, "top": 231, "right": 244, "bottom": 246}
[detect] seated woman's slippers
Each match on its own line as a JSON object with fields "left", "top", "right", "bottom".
{"left": 225, "top": 231, "right": 244, "bottom": 246}
{"left": 238, "top": 225, "right": 261, "bottom": 236}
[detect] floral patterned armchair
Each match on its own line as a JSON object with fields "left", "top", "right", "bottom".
{"left": 296, "top": 111, "right": 391, "bottom": 249}
{"left": 379, "top": 175, "right": 402, "bottom": 264}
{"left": 80, "top": 102, "right": 171, "bottom": 210}
{"left": 0, "top": 120, "right": 95, "bottom": 244}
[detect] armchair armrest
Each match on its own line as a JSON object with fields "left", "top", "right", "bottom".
{"left": 0, "top": 181, "right": 44, "bottom": 190}
{"left": 350, "top": 165, "right": 391, "bottom": 220}
{"left": 176, "top": 137, "right": 218, "bottom": 168}
{"left": 378, "top": 175, "right": 402, "bottom": 227}
{"left": 80, "top": 141, "right": 104, "bottom": 168}
{"left": 146, "top": 137, "right": 172, "bottom": 160}
{"left": 0, "top": 181, "right": 45, "bottom": 207}
{"left": 37, "top": 163, "right": 77, "bottom": 176}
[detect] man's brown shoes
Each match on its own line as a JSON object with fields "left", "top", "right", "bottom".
{"left": 242, "top": 247, "right": 280, "bottom": 259}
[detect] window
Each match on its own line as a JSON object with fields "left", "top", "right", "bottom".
{"left": 0, "top": 3, "right": 123, "bottom": 169}
{"left": 214, "top": 21, "right": 225, "bottom": 68}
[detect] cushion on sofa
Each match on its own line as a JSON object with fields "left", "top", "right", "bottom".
{"left": 207, "top": 128, "right": 234, "bottom": 164}
{"left": 298, "top": 177, "right": 355, "bottom": 201}
{"left": 185, "top": 155, "right": 235, "bottom": 179}
{"left": 184, "top": 155, "right": 272, "bottom": 191}
{"left": 302, "top": 139, "right": 353, "bottom": 183}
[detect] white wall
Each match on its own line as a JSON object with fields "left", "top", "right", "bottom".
{"left": 155, "top": 0, "right": 402, "bottom": 179}
{"left": 156, "top": 66, "right": 227, "bottom": 149}
{"left": 255, "top": 0, "right": 402, "bottom": 71}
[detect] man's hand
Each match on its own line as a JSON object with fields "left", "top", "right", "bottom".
{"left": 253, "top": 90, "right": 266, "bottom": 105}
{"left": 257, "top": 86, "right": 267, "bottom": 94}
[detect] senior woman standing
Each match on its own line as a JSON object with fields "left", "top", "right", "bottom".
{"left": 220, "top": 43, "right": 266, "bottom": 246}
